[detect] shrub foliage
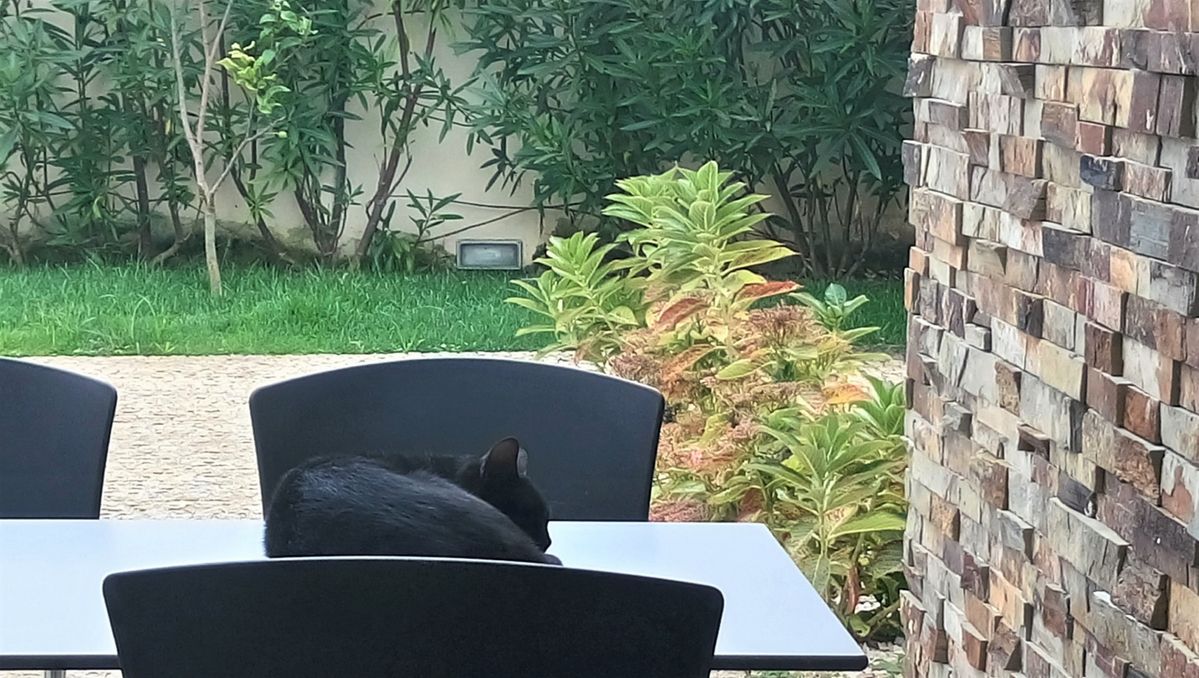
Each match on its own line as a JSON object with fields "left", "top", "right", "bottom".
{"left": 509, "top": 162, "right": 907, "bottom": 639}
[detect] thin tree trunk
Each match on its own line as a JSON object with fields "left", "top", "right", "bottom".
{"left": 203, "top": 200, "right": 222, "bottom": 295}
{"left": 203, "top": 202, "right": 223, "bottom": 295}
{"left": 353, "top": 5, "right": 435, "bottom": 262}
{"left": 132, "top": 155, "right": 154, "bottom": 257}
{"left": 2, "top": 232, "right": 22, "bottom": 266}
{"left": 230, "top": 164, "right": 288, "bottom": 264}
{"left": 150, "top": 197, "right": 188, "bottom": 266}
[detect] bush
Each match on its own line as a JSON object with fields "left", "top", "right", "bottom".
{"left": 507, "top": 161, "right": 907, "bottom": 639}
{"left": 464, "top": 0, "right": 914, "bottom": 276}
{"left": 0, "top": 0, "right": 465, "bottom": 272}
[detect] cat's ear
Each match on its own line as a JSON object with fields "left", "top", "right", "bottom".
{"left": 481, "top": 437, "right": 528, "bottom": 480}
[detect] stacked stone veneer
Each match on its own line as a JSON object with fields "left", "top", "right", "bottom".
{"left": 902, "top": 1, "right": 1199, "bottom": 676}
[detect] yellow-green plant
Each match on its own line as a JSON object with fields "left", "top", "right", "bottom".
{"left": 508, "top": 161, "right": 905, "bottom": 640}
{"left": 607, "top": 162, "right": 793, "bottom": 305}
{"left": 753, "top": 393, "right": 907, "bottom": 639}
{"left": 506, "top": 232, "right": 645, "bottom": 358}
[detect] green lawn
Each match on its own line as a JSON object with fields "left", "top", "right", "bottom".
{"left": 0, "top": 264, "right": 905, "bottom": 356}
{"left": 0, "top": 265, "right": 546, "bottom": 356}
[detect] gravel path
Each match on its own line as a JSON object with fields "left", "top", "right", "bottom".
{"left": 3, "top": 352, "right": 904, "bottom": 678}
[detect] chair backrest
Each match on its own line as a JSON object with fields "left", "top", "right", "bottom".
{"left": 0, "top": 358, "right": 117, "bottom": 518}
{"left": 249, "top": 357, "right": 665, "bottom": 521}
{"left": 104, "top": 557, "right": 723, "bottom": 678}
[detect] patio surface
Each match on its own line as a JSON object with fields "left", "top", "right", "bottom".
{"left": 2, "top": 352, "right": 904, "bottom": 678}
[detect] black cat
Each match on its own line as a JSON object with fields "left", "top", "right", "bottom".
{"left": 264, "top": 438, "right": 560, "bottom": 565}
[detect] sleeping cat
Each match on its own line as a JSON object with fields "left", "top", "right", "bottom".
{"left": 264, "top": 438, "right": 560, "bottom": 565}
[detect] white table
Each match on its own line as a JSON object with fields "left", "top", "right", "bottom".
{"left": 0, "top": 519, "right": 867, "bottom": 672}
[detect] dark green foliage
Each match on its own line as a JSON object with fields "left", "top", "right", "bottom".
{"left": 462, "top": 0, "right": 914, "bottom": 276}
{"left": 0, "top": 0, "right": 466, "bottom": 269}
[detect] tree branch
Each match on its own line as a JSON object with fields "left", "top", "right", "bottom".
{"left": 170, "top": 8, "right": 199, "bottom": 157}
{"left": 213, "top": 124, "right": 272, "bottom": 192}
{"left": 196, "top": 0, "right": 234, "bottom": 151}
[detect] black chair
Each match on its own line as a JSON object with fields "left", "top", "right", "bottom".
{"left": 249, "top": 357, "right": 665, "bottom": 520}
{"left": 104, "top": 557, "right": 724, "bottom": 678}
{"left": 0, "top": 357, "right": 117, "bottom": 518}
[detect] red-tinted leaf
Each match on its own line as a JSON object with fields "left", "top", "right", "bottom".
{"left": 654, "top": 296, "right": 708, "bottom": 330}
{"left": 736, "top": 280, "right": 800, "bottom": 304}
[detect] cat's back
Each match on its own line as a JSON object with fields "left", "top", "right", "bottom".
{"left": 263, "top": 455, "right": 552, "bottom": 564}
{"left": 365, "top": 451, "right": 473, "bottom": 483}
{"left": 266, "top": 455, "right": 442, "bottom": 528}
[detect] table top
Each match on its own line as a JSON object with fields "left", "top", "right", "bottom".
{"left": 0, "top": 519, "right": 866, "bottom": 672}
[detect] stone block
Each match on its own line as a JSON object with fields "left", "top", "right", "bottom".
{"left": 1123, "top": 339, "right": 1175, "bottom": 402}
{"left": 1085, "top": 321, "right": 1124, "bottom": 374}
{"left": 1170, "top": 580, "right": 1199, "bottom": 654}
{"left": 1145, "top": 0, "right": 1192, "bottom": 30}
{"left": 1123, "top": 162, "right": 1172, "bottom": 202}
{"left": 1125, "top": 294, "right": 1187, "bottom": 361}
{"left": 911, "top": 188, "right": 966, "bottom": 245}
{"left": 1078, "top": 277, "right": 1126, "bottom": 330}
{"left": 1041, "top": 300, "right": 1077, "bottom": 349}
{"left": 1162, "top": 137, "right": 1199, "bottom": 209}
{"left": 905, "top": 54, "right": 937, "bottom": 97}
{"left": 1046, "top": 183, "right": 1092, "bottom": 232}
{"left": 967, "top": 240, "right": 1007, "bottom": 279}
{"left": 1036, "top": 65, "right": 1070, "bottom": 101}
{"left": 970, "top": 167, "right": 1047, "bottom": 219}
{"left": 1111, "top": 128, "right": 1161, "bottom": 165}
{"left": 969, "top": 92, "right": 1024, "bottom": 135}
{"left": 926, "top": 146, "right": 973, "bottom": 200}
{"left": 999, "top": 135, "right": 1042, "bottom": 177}
{"left": 1087, "top": 592, "right": 1162, "bottom": 676}
{"left": 1010, "top": 0, "right": 1102, "bottom": 25}
{"left": 1157, "top": 74, "right": 1197, "bottom": 138}
{"left": 1086, "top": 368, "right": 1128, "bottom": 421}
{"left": 1073, "top": 26, "right": 1123, "bottom": 67}
{"left": 1169, "top": 206, "right": 1199, "bottom": 274}
{"left": 1122, "top": 385, "right": 1162, "bottom": 442}
{"left": 1076, "top": 120, "right": 1111, "bottom": 155}
{"left": 962, "top": 25, "right": 1013, "bottom": 61}
{"left": 1111, "top": 556, "right": 1169, "bottom": 629}
{"left": 1162, "top": 636, "right": 1199, "bottom": 678}
{"left": 1067, "top": 67, "right": 1128, "bottom": 125}
{"left": 904, "top": 141, "right": 927, "bottom": 188}
{"left": 929, "top": 12, "right": 964, "bottom": 58}
{"left": 1084, "top": 410, "right": 1165, "bottom": 502}
{"left": 1026, "top": 337, "right": 1086, "bottom": 399}
{"left": 1116, "top": 70, "right": 1161, "bottom": 134}
{"left": 995, "top": 359, "right": 1023, "bottom": 413}
{"left": 1047, "top": 498, "right": 1126, "bottom": 590}
{"left": 1162, "top": 450, "right": 1199, "bottom": 537}
{"left": 1080, "top": 155, "right": 1124, "bottom": 191}
{"left": 1163, "top": 405, "right": 1199, "bottom": 463}
{"left": 1142, "top": 259, "right": 1199, "bottom": 316}
{"left": 1100, "top": 476, "right": 1198, "bottom": 581}
{"left": 1043, "top": 141, "right": 1085, "bottom": 187}
{"left": 1091, "top": 189, "right": 1132, "bottom": 247}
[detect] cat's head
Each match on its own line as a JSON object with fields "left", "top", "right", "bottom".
{"left": 477, "top": 437, "right": 552, "bottom": 551}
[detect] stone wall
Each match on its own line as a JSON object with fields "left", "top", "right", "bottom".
{"left": 902, "top": 1, "right": 1199, "bottom": 676}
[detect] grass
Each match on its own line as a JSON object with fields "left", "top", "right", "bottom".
{"left": 0, "top": 264, "right": 546, "bottom": 356}
{"left": 0, "top": 264, "right": 906, "bottom": 356}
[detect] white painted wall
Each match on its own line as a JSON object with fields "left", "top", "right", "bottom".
{"left": 9, "top": 4, "right": 554, "bottom": 265}
{"left": 208, "top": 8, "right": 555, "bottom": 263}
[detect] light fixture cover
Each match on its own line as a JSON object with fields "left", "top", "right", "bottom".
{"left": 456, "top": 239, "right": 523, "bottom": 270}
